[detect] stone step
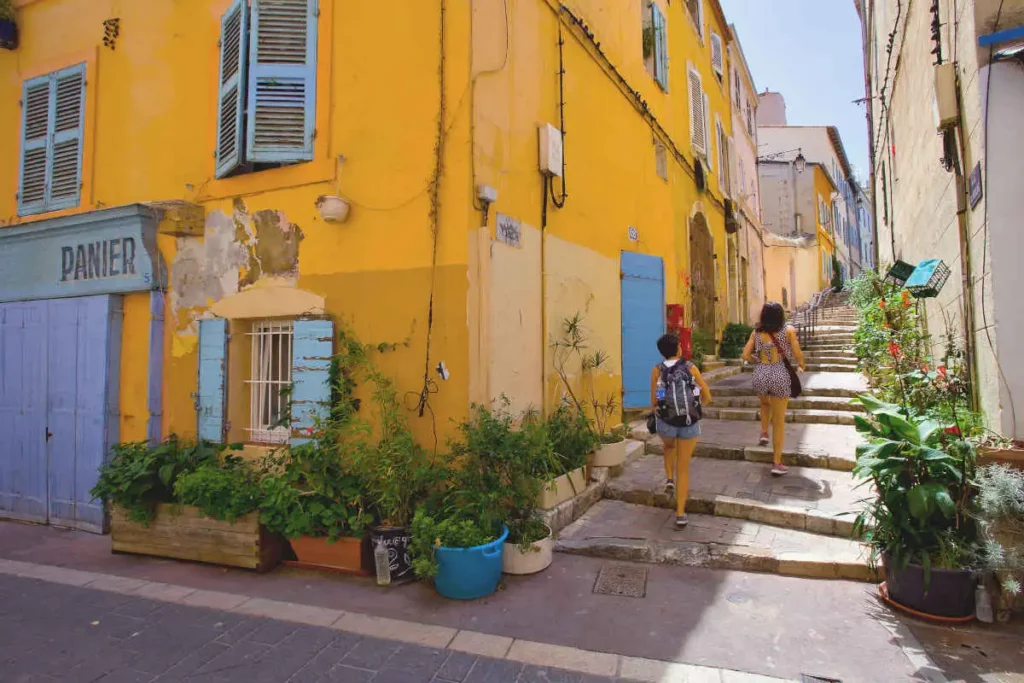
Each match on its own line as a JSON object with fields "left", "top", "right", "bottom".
{"left": 605, "top": 455, "right": 859, "bottom": 538}
{"left": 708, "top": 371, "right": 869, "bottom": 399}
{"left": 630, "top": 418, "right": 860, "bottom": 472}
{"left": 709, "top": 395, "right": 863, "bottom": 412}
{"left": 700, "top": 364, "right": 742, "bottom": 385}
{"left": 711, "top": 385, "right": 862, "bottom": 399}
{"left": 703, "top": 407, "right": 857, "bottom": 426}
{"left": 702, "top": 360, "right": 726, "bottom": 372}
{"left": 805, "top": 364, "right": 860, "bottom": 374}
{"left": 803, "top": 353, "right": 857, "bottom": 362}
{"left": 555, "top": 500, "right": 877, "bottom": 582}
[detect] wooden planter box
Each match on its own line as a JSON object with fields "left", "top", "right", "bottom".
{"left": 537, "top": 467, "right": 587, "bottom": 510}
{"left": 111, "top": 504, "right": 284, "bottom": 573}
{"left": 979, "top": 446, "right": 1024, "bottom": 470}
{"left": 286, "top": 535, "right": 370, "bottom": 576}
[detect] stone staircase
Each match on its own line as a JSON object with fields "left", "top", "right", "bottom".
{"left": 557, "top": 300, "right": 879, "bottom": 582}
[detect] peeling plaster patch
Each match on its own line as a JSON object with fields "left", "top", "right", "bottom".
{"left": 240, "top": 209, "right": 304, "bottom": 287}
{"left": 170, "top": 210, "right": 249, "bottom": 321}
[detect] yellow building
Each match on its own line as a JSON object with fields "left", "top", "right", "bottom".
{"left": 0, "top": 0, "right": 749, "bottom": 531}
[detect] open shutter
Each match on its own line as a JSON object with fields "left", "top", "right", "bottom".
{"left": 696, "top": 0, "right": 705, "bottom": 41}
{"left": 703, "top": 93, "right": 712, "bottom": 169}
{"left": 715, "top": 120, "right": 724, "bottom": 190}
{"left": 197, "top": 318, "right": 228, "bottom": 443}
{"left": 215, "top": 0, "right": 249, "bottom": 178}
{"left": 247, "top": 0, "right": 318, "bottom": 163}
{"left": 18, "top": 75, "right": 51, "bottom": 216}
{"left": 710, "top": 33, "right": 723, "bottom": 77}
{"left": 688, "top": 68, "right": 705, "bottom": 156}
{"left": 48, "top": 64, "right": 86, "bottom": 211}
{"left": 290, "top": 318, "right": 333, "bottom": 447}
{"left": 652, "top": 4, "right": 668, "bottom": 91}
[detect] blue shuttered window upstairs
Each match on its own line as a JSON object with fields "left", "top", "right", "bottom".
{"left": 652, "top": 3, "right": 669, "bottom": 91}
{"left": 18, "top": 64, "right": 86, "bottom": 216}
{"left": 215, "top": 0, "right": 318, "bottom": 178}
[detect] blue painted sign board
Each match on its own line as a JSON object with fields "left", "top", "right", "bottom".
{"left": 0, "top": 205, "right": 164, "bottom": 303}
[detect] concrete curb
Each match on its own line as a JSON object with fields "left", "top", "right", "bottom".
{"left": 0, "top": 558, "right": 791, "bottom": 683}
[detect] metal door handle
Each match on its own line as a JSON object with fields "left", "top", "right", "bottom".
{"left": 45, "top": 429, "right": 53, "bottom": 442}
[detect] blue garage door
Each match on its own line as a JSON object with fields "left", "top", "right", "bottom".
{"left": 0, "top": 295, "right": 121, "bottom": 532}
{"left": 621, "top": 253, "right": 665, "bottom": 410}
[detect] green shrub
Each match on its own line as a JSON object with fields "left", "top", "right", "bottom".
{"left": 173, "top": 457, "right": 261, "bottom": 522}
{"left": 719, "top": 323, "right": 753, "bottom": 359}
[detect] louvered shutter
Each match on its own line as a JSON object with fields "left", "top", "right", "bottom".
{"left": 652, "top": 4, "right": 668, "bottom": 91}
{"left": 215, "top": 0, "right": 249, "bottom": 178}
{"left": 18, "top": 75, "right": 51, "bottom": 216}
{"left": 689, "top": 68, "right": 705, "bottom": 155}
{"left": 48, "top": 65, "right": 86, "bottom": 211}
{"left": 247, "top": 0, "right": 318, "bottom": 163}
{"left": 716, "top": 121, "right": 725, "bottom": 190}
{"left": 710, "top": 33, "right": 723, "bottom": 76}
{"left": 290, "top": 318, "right": 333, "bottom": 447}
{"left": 703, "top": 93, "right": 712, "bottom": 169}
{"left": 197, "top": 318, "right": 228, "bottom": 443}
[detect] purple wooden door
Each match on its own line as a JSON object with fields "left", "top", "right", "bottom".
{"left": 0, "top": 295, "right": 120, "bottom": 532}
{"left": 47, "top": 296, "right": 121, "bottom": 532}
{"left": 0, "top": 302, "right": 49, "bottom": 523}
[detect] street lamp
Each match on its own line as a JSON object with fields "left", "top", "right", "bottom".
{"left": 794, "top": 150, "right": 806, "bottom": 174}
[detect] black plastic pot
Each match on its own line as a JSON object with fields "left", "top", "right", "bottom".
{"left": 884, "top": 554, "right": 977, "bottom": 618}
{"left": 0, "top": 19, "right": 17, "bottom": 50}
{"left": 370, "top": 526, "right": 414, "bottom": 583}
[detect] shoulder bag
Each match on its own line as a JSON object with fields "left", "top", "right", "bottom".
{"left": 773, "top": 331, "right": 803, "bottom": 399}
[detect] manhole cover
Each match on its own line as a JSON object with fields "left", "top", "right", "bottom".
{"left": 593, "top": 564, "right": 647, "bottom": 598}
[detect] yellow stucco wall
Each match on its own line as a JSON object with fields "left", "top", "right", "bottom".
{"left": 2, "top": 0, "right": 745, "bottom": 446}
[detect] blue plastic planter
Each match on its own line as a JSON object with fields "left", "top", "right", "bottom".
{"left": 433, "top": 525, "right": 509, "bottom": 600}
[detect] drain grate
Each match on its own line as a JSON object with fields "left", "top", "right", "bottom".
{"left": 593, "top": 564, "right": 648, "bottom": 598}
{"left": 801, "top": 676, "right": 842, "bottom": 683}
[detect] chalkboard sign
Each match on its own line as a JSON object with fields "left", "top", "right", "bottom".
{"left": 970, "top": 162, "right": 983, "bottom": 209}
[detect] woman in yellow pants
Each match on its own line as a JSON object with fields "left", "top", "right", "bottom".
{"left": 742, "top": 302, "right": 805, "bottom": 476}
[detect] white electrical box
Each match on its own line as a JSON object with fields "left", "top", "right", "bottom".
{"left": 538, "top": 123, "right": 563, "bottom": 177}
{"left": 934, "top": 62, "right": 959, "bottom": 131}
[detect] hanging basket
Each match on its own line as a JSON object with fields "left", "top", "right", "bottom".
{"left": 885, "top": 260, "right": 917, "bottom": 286}
{"left": 906, "top": 259, "right": 951, "bottom": 299}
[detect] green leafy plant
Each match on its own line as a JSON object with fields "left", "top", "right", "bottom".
{"left": 91, "top": 437, "right": 237, "bottom": 523}
{"left": 691, "top": 328, "right": 716, "bottom": 371}
{"left": 409, "top": 509, "right": 498, "bottom": 579}
{"left": 973, "top": 464, "right": 1024, "bottom": 599}
{"left": 551, "top": 313, "right": 621, "bottom": 441}
{"left": 831, "top": 253, "right": 844, "bottom": 292}
{"left": 173, "top": 456, "right": 261, "bottom": 522}
{"left": 852, "top": 394, "right": 978, "bottom": 583}
{"left": 718, "top": 323, "right": 753, "bottom": 359}
{"left": 547, "top": 401, "right": 598, "bottom": 474}
{"left": 0, "top": 0, "right": 15, "bottom": 23}
{"left": 642, "top": 24, "right": 655, "bottom": 60}
{"left": 258, "top": 440, "right": 373, "bottom": 541}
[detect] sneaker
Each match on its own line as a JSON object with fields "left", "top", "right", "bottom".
{"left": 758, "top": 434, "right": 770, "bottom": 447}
{"left": 675, "top": 515, "right": 689, "bottom": 528}
{"left": 665, "top": 479, "right": 675, "bottom": 493}
{"left": 771, "top": 463, "right": 788, "bottom": 476}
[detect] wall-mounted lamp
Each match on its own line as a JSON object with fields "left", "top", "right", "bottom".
{"left": 794, "top": 150, "right": 807, "bottom": 174}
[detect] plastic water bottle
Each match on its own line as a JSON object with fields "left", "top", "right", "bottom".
{"left": 374, "top": 539, "right": 391, "bottom": 586}
{"left": 656, "top": 377, "right": 666, "bottom": 402}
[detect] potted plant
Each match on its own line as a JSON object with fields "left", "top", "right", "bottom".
{"left": 410, "top": 509, "right": 508, "bottom": 600}
{"left": 973, "top": 464, "right": 1024, "bottom": 621}
{"left": 0, "top": 0, "right": 17, "bottom": 51}
{"left": 853, "top": 395, "right": 980, "bottom": 619}
{"left": 93, "top": 437, "right": 284, "bottom": 572}
{"left": 977, "top": 436, "right": 1024, "bottom": 470}
{"left": 259, "top": 438, "right": 374, "bottom": 574}
{"left": 551, "top": 314, "right": 626, "bottom": 468}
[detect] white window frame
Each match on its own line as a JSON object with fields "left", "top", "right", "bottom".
{"left": 684, "top": 0, "right": 706, "bottom": 43}
{"left": 688, "top": 63, "right": 707, "bottom": 156}
{"left": 247, "top": 320, "right": 294, "bottom": 444}
{"left": 710, "top": 32, "right": 724, "bottom": 80}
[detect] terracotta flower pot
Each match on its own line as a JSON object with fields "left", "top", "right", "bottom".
{"left": 289, "top": 536, "right": 369, "bottom": 575}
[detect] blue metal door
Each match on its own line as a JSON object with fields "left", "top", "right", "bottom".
{"left": 621, "top": 253, "right": 665, "bottom": 410}
{"left": 0, "top": 302, "right": 49, "bottom": 523}
{"left": 0, "top": 295, "right": 120, "bottom": 532}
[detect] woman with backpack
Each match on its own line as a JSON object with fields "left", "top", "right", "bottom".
{"left": 741, "top": 302, "right": 806, "bottom": 476}
{"left": 651, "top": 333, "right": 712, "bottom": 528}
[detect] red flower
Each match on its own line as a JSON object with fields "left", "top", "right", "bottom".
{"left": 878, "top": 300, "right": 887, "bottom": 309}
{"left": 888, "top": 341, "right": 902, "bottom": 359}
{"left": 938, "top": 365, "right": 948, "bottom": 377}
{"left": 945, "top": 425, "right": 962, "bottom": 436}
{"left": 921, "top": 364, "right": 929, "bottom": 373}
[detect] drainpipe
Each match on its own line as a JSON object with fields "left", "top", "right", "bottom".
{"left": 953, "top": 64, "right": 980, "bottom": 410}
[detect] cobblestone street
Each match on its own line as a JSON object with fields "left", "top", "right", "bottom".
{"left": 0, "top": 574, "right": 614, "bottom": 683}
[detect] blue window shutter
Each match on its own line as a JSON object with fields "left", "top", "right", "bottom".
{"left": 215, "top": 0, "right": 249, "bottom": 178}
{"left": 47, "top": 64, "right": 86, "bottom": 211}
{"left": 290, "top": 318, "right": 333, "bottom": 447}
{"left": 653, "top": 5, "right": 668, "bottom": 91}
{"left": 18, "top": 74, "right": 52, "bottom": 216}
{"left": 197, "top": 318, "right": 228, "bottom": 443}
{"left": 246, "top": 0, "right": 318, "bottom": 163}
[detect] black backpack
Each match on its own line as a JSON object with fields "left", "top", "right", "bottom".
{"left": 657, "top": 361, "right": 703, "bottom": 427}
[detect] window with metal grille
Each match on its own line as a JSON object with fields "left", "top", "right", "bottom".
{"left": 215, "top": 0, "right": 319, "bottom": 179}
{"left": 247, "top": 320, "right": 293, "bottom": 443}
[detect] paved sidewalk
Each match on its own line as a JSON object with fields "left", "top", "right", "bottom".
{"left": 0, "top": 522, "right": 931, "bottom": 682}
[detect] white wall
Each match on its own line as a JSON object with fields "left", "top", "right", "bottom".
{"left": 757, "top": 91, "right": 787, "bottom": 126}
